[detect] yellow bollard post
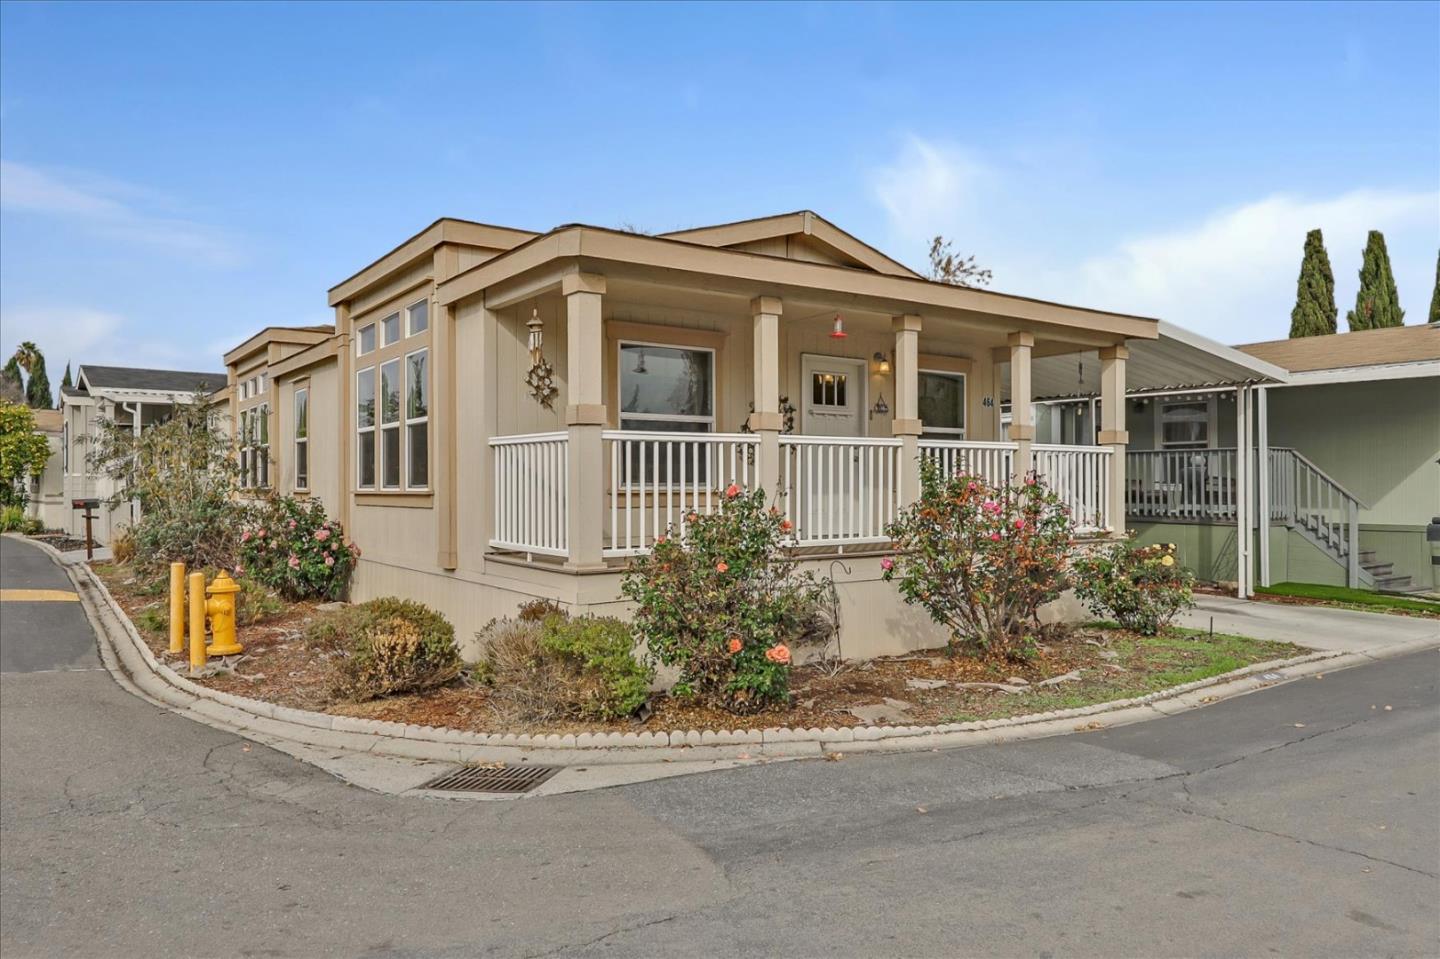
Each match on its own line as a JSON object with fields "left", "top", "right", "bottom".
{"left": 188, "top": 571, "right": 207, "bottom": 673}
{"left": 204, "top": 570, "right": 244, "bottom": 657}
{"left": 168, "top": 562, "right": 186, "bottom": 656}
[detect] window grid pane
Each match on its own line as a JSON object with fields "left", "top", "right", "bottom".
{"left": 381, "top": 313, "right": 400, "bottom": 347}
{"left": 407, "top": 300, "right": 428, "bottom": 336}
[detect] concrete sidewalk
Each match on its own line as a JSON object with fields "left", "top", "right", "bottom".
{"left": 1180, "top": 593, "right": 1440, "bottom": 653}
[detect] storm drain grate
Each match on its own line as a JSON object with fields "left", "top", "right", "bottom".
{"left": 419, "top": 763, "right": 561, "bottom": 794}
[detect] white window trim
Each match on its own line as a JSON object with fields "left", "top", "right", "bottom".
{"left": 378, "top": 358, "right": 402, "bottom": 490}
{"left": 404, "top": 347, "right": 429, "bottom": 490}
{"left": 406, "top": 298, "right": 429, "bottom": 338}
{"left": 356, "top": 366, "right": 376, "bottom": 489}
{"left": 918, "top": 368, "right": 967, "bottom": 439}
{"left": 616, "top": 339, "right": 716, "bottom": 431}
{"left": 293, "top": 386, "right": 309, "bottom": 492}
{"left": 380, "top": 311, "right": 401, "bottom": 348}
{"left": 356, "top": 323, "right": 376, "bottom": 357}
{"left": 1156, "top": 397, "right": 1217, "bottom": 450}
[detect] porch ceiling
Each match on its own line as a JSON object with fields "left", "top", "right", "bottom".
{"left": 1015, "top": 321, "right": 1291, "bottom": 401}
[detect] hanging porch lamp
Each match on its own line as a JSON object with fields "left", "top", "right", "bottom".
{"left": 829, "top": 313, "right": 848, "bottom": 339}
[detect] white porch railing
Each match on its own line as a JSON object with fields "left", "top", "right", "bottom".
{"left": 779, "top": 436, "right": 902, "bottom": 548}
{"left": 603, "top": 430, "right": 760, "bottom": 557}
{"left": 918, "top": 439, "right": 1016, "bottom": 488}
{"left": 1126, "top": 448, "right": 1289, "bottom": 523}
{"left": 489, "top": 432, "right": 569, "bottom": 557}
{"left": 1032, "top": 444, "right": 1113, "bottom": 533}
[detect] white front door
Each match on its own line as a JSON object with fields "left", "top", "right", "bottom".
{"left": 800, "top": 354, "right": 866, "bottom": 437}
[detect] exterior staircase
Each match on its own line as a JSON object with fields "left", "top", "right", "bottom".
{"left": 1357, "top": 548, "right": 1420, "bottom": 593}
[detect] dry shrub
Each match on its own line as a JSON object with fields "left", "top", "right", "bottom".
{"left": 111, "top": 531, "right": 136, "bottom": 564}
{"left": 479, "top": 611, "right": 651, "bottom": 722}
{"left": 312, "top": 597, "right": 462, "bottom": 701}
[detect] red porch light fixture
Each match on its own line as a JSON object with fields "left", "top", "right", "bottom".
{"left": 829, "top": 313, "right": 848, "bottom": 339}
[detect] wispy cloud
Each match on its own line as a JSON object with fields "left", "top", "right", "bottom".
{"left": 0, "top": 160, "right": 244, "bottom": 267}
{"left": 868, "top": 135, "right": 1439, "bottom": 343}
{"left": 0, "top": 305, "right": 218, "bottom": 373}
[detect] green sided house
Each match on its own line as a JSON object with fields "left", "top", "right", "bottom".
{"left": 1035, "top": 322, "right": 1440, "bottom": 593}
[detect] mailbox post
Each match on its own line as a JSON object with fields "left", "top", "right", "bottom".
{"left": 70, "top": 498, "right": 99, "bottom": 561}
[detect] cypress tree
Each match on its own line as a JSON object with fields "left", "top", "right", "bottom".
{"left": 60, "top": 363, "right": 72, "bottom": 393}
{"left": 1347, "top": 230, "right": 1405, "bottom": 330}
{"left": 0, "top": 358, "right": 22, "bottom": 404}
{"left": 1428, "top": 250, "right": 1439, "bottom": 325}
{"left": 25, "top": 355, "right": 52, "bottom": 409}
{"left": 1288, "top": 229, "right": 1337, "bottom": 337}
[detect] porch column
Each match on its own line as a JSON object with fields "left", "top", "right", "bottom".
{"left": 1234, "top": 385, "right": 1250, "bottom": 598}
{"left": 749, "top": 297, "right": 783, "bottom": 498}
{"left": 564, "top": 272, "right": 607, "bottom": 569}
{"left": 1008, "top": 332, "right": 1034, "bottom": 484}
{"left": 1257, "top": 385, "right": 1270, "bottom": 587}
{"left": 892, "top": 313, "right": 923, "bottom": 504}
{"left": 1098, "top": 344, "right": 1129, "bottom": 535}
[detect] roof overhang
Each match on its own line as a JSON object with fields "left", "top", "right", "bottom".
{"left": 1026, "top": 320, "right": 1289, "bottom": 400}
{"left": 269, "top": 336, "right": 340, "bottom": 379}
{"left": 660, "top": 211, "right": 923, "bottom": 279}
{"left": 1274, "top": 359, "right": 1440, "bottom": 387}
{"left": 438, "top": 225, "right": 1160, "bottom": 343}
{"left": 328, "top": 218, "right": 539, "bottom": 307}
{"left": 224, "top": 326, "right": 334, "bottom": 366}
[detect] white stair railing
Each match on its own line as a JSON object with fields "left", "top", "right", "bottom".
{"left": 603, "top": 431, "right": 760, "bottom": 557}
{"left": 780, "top": 436, "right": 902, "bottom": 548}
{"left": 489, "top": 432, "right": 569, "bottom": 557}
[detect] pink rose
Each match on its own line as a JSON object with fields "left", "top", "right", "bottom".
{"left": 989, "top": 532, "right": 1002, "bottom": 542}
{"left": 233, "top": 564, "right": 244, "bottom": 575}
{"left": 287, "top": 554, "right": 300, "bottom": 569}
{"left": 288, "top": 519, "right": 297, "bottom": 530}
{"left": 1013, "top": 517, "right": 1025, "bottom": 529}
{"left": 314, "top": 528, "right": 331, "bottom": 542}
{"left": 324, "top": 555, "right": 335, "bottom": 567}
{"left": 241, "top": 530, "right": 251, "bottom": 543}
{"left": 880, "top": 557, "right": 894, "bottom": 571}
{"left": 257, "top": 528, "right": 266, "bottom": 538}
{"left": 725, "top": 483, "right": 740, "bottom": 498}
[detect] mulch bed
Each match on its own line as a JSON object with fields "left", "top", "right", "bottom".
{"left": 94, "top": 561, "right": 1308, "bottom": 736}
{"left": 28, "top": 531, "right": 92, "bottom": 552}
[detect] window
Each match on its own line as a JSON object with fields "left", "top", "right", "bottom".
{"left": 294, "top": 387, "right": 309, "bottom": 491}
{"left": 811, "top": 372, "right": 848, "bottom": 408}
{"left": 918, "top": 371, "right": 966, "bottom": 438}
{"left": 379, "top": 358, "right": 401, "bottom": 489}
{"left": 356, "top": 367, "right": 376, "bottom": 488}
{"left": 405, "top": 349, "right": 429, "bottom": 488}
{"left": 1160, "top": 401, "right": 1210, "bottom": 449}
{"left": 357, "top": 324, "right": 376, "bottom": 356}
{"left": 407, "top": 299, "right": 428, "bottom": 337}
{"left": 381, "top": 312, "right": 400, "bottom": 347}
{"left": 239, "top": 405, "right": 269, "bottom": 488}
{"left": 617, "top": 342, "right": 715, "bottom": 432}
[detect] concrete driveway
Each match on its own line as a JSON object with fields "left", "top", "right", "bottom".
{"left": 1181, "top": 593, "right": 1440, "bottom": 652}
{"left": 2, "top": 535, "right": 1437, "bottom": 958}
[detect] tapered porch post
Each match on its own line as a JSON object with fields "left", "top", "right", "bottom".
{"left": 1008, "top": 332, "right": 1034, "bottom": 484}
{"left": 564, "top": 272, "right": 607, "bottom": 569}
{"left": 892, "top": 314, "right": 923, "bottom": 504}
{"left": 1098, "top": 344, "right": 1129, "bottom": 536}
{"left": 749, "top": 297, "right": 783, "bottom": 498}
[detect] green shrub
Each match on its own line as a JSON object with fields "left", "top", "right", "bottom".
{"left": 1072, "top": 539, "right": 1195, "bottom": 635}
{"left": 882, "top": 463, "right": 1075, "bottom": 660}
{"left": 1, "top": 505, "right": 40, "bottom": 534}
{"left": 314, "top": 598, "right": 461, "bottom": 701}
{"left": 234, "top": 575, "right": 287, "bottom": 626}
{"left": 621, "top": 485, "right": 829, "bottom": 713}
{"left": 478, "top": 610, "right": 651, "bottom": 722}
{"left": 239, "top": 495, "right": 356, "bottom": 601}
{"left": 134, "top": 603, "right": 169, "bottom": 636}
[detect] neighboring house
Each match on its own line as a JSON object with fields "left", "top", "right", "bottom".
{"left": 218, "top": 325, "right": 340, "bottom": 511}
{"left": 60, "top": 364, "right": 225, "bottom": 543}
{"left": 312, "top": 210, "right": 1277, "bottom": 658}
{"left": 1036, "top": 323, "right": 1440, "bottom": 592}
{"left": 24, "top": 409, "right": 65, "bottom": 530}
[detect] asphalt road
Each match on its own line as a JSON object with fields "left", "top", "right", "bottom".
{"left": 2, "top": 535, "right": 1437, "bottom": 958}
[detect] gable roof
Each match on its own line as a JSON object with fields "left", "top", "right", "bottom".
{"left": 328, "top": 217, "right": 540, "bottom": 306}
{"left": 77, "top": 365, "right": 226, "bottom": 394}
{"left": 661, "top": 210, "right": 923, "bottom": 279}
{"left": 1236, "top": 323, "right": 1440, "bottom": 373}
{"left": 224, "top": 324, "right": 335, "bottom": 366}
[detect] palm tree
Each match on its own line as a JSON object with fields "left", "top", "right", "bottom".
{"left": 10, "top": 342, "right": 52, "bottom": 408}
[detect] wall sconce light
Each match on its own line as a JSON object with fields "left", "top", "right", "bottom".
{"left": 870, "top": 394, "right": 890, "bottom": 419}
{"left": 829, "top": 313, "right": 848, "bottom": 339}
{"left": 872, "top": 351, "right": 891, "bottom": 374}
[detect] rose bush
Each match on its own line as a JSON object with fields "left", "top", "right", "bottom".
{"left": 238, "top": 495, "right": 357, "bottom": 601}
{"left": 882, "top": 461, "right": 1074, "bottom": 660}
{"left": 1072, "top": 538, "right": 1195, "bottom": 635}
{"left": 621, "top": 485, "right": 829, "bottom": 713}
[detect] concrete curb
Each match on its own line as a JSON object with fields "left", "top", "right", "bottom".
{"left": 34, "top": 535, "right": 1440, "bottom": 767}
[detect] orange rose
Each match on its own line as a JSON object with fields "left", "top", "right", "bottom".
{"left": 716, "top": 561, "right": 729, "bottom": 573}
{"left": 725, "top": 483, "right": 741, "bottom": 498}
{"left": 727, "top": 637, "right": 743, "bottom": 654}
{"left": 764, "top": 643, "right": 791, "bottom": 665}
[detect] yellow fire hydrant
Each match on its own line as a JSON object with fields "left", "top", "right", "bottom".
{"left": 169, "top": 562, "right": 186, "bottom": 656}
{"left": 204, "top": 570, "right": 244, "bottom": 657}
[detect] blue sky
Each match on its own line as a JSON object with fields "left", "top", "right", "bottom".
{"left": 2, "top": 1, "right": 1437, "bottom": 375}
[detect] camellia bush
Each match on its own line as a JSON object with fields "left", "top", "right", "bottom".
{"left": 882, "top": 461, "right": 1074, "bottom": 660}
{"left": 621, "top": 485, "right": 830, "bottom": 713}
{"left": 1072, "top": 539, "right": 1195, "bottom": 635}
{"left": 0, "top": 401, "right": 54, "bottom": 509}
{"left": 238, "top": 494, "right": 357, "bottom": 601}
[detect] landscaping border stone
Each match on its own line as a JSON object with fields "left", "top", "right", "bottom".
{"left": 30, "top": 534, "right": 1439, "bottom": 768}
